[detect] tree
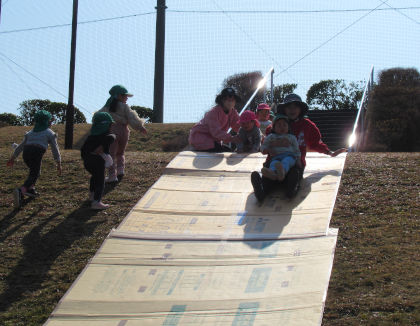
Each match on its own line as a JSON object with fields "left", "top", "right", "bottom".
{"left": 0, "top": 112, "right": 23, "bottom": 126}
{"left": 265, "top": 83, "right": 297, "bottom": 106}
{"left": 18, "top": 99, "right": 86, "bottom": 125}
{"left": 363, "top": 68, "right": 420, "bottom": 151}
{"left": 306, "top": 79, "right": 363, "bottom": 110}
{"left": 222, "top": 71, "right": 265, "bottom": 112}
{"left": 131, "top": 105, "right": 153, "bottom": 122}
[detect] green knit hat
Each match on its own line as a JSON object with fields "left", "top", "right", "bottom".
{"left": 33, "top": 110, "right": 52, "bottom": 132}
{"left": 105, "top": 85, "right": 133, "bottom": 107}
{"left": 91, "top": 112, "right": 114, "bottom": 136}
{"left": 273, "top": 114, "right": 289, "bottom": 124}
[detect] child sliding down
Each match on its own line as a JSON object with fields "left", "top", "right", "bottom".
{"left": 260, "top": 114, "right": 300, "bottom": 181}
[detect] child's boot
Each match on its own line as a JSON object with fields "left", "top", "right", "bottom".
{"left": 251, "top": 171, "right": 265, "bottom": 202}
{"left": 25, "top": 187, "right": 39, "bottom": 197}
{"left": 91, "top": 200, "right": 110, "bottom": 210}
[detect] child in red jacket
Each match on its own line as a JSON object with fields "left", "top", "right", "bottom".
{"left": 251, "top": 94, "right": 346, "bottom": 201}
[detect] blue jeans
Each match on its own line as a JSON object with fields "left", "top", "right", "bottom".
{"left": 269, "top": 154, "right": 296, "bottom": 174}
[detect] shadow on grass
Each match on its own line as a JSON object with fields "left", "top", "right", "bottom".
{"left": 0, "top": 205, "right": 41, "bottom": 243}
{"left": 0, "top": 204, "right": 105, "bottom": 313}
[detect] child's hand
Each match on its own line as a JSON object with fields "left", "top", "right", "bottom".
{"left": 6, "top": 158, "right": 14, "bottom": 167}
{"left": 57, "top": 162, "right": 62, "bottom": 176}
{"left": 140, "top": 126, "right": 147, "bottom": 135}
{"left": 329, "top": 148, "right": 347, "bottom": 157}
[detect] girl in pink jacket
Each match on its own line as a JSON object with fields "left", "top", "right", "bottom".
{"left": 189, "top": 87, "right": 241, "bottom": 152}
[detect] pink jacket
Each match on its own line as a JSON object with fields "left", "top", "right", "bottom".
{"left": 189, "top": 105, "right": 240, "bottom": 150}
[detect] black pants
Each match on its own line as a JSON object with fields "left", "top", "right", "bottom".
{"left": 83, "top": 154, "right": 105, "bottom": 201}
{"left": 22, "top": 145, "right": 46, "bottom": 189}
{"left": 196, "top": 142, "right": 232, "bottom": 153}
{"left": 261, "top": 165, "right": 304, "bottom": 196}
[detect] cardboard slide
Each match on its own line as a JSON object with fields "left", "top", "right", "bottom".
{"left": 45, "top": 151, "right": 346, "bottom": 326}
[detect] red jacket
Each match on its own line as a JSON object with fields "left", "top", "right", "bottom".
{"left": 265, "top": 118, "right": 330, "bottom": 167}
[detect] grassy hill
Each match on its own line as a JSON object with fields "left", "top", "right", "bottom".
{"left": 0, "top": 124, "right": 419, "bottom": 325}
{"left": 0, "top": 122, "right": 194, "bottom": 152}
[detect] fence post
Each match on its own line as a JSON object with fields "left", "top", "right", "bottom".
{"left": 65, "top": 0, "right": 78, "bottom": 149}
{"left": 270, "top": 69, "right": 274, "bottom": 103}
{"left": 152, "top": 0, "right": 167, "bottom": 123}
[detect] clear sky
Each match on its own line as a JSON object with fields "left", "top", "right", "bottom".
{"left": 0, "top": 0, "right": 419, "bottom": 122}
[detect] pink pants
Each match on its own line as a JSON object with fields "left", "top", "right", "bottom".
{"left": 108, "top": 123, "right": 130, "bottom": 178}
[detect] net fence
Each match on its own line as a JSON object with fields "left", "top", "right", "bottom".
{"left": 0, "top": 0, "right": 419, "bottom": 122}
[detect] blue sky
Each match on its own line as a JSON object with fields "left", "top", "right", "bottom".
{"left": 0, "top": 0, "right": 419, "bottom": 122}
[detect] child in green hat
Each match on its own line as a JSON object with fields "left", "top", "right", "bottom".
{"left": 99, "top": 85, "right": 147, "bottom": 182}
{"left": 7, "top": 110, "right": 62, "bottom": 208}
{"left": 81, "top": 112, "right": 116, "bottom": 210}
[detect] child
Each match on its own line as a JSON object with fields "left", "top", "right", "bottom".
{"left": 7, "top": 110, "right": 62, "bottom": 208}
{"left": 236, "top": 110, "right": 261, "bottom": 153}
{"left": 256, "top": 103, "right": 272, "bottom": 135}
{"left": 260, "top": 114, "right": 300, "bottom": 181}
{"left": 81, "top": 112, "right": 116, "bottom": 210}
{"left": 99, "top": 85, "right": 147, "bottom": 183}
{"left": 189, "top": 87, "right": 241, "bottom": 152}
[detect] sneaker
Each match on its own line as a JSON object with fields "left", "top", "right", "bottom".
{"left": 251, "top": 171, "right": 265, "bottom": 202}
{"left": 261, "top": 167, "right": 277, "bottom": 180}
{"left": 23, "top": 188, "right": 39, "bottom": 197}
{"left": 105, "top": 176, "right": 118, "bottom": 183}
{"left": 90, "top": 201, "right": 110, "bottom": 210}
{"left": 274, "top": 162, "right": 285, "bottom": 181}
{"left": 13, "top": 188, "right": 23, "bottom": 208}
{"left": 117, "top": 174, "right": 124, "bottom": 182}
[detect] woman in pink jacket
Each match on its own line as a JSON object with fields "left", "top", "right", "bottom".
{"left": 189, "top": 87, "right": 242, "bottom": 152}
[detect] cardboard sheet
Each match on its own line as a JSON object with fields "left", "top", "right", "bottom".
{"left": 114, "top": 152, "right": 346, "bottom": 240}
{"left": 45, "top": 151, "right": 346, "bottom": 326}
{"left": 46, "top": 231, "right": 337, "bottom": 325}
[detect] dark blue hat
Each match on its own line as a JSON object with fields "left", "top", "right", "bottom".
{"left": 216, "top": 87, "right": 241, "bottom": 103}
{"left": 277, "top": 93, "right": 309, "bottom": 117}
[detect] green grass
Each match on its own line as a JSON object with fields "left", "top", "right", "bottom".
{"left": 0, "top": 125, "right": 419, "bottom": 325}
{"left": 323, "top": 153, "right": 420, "bottom": 325}
{"left": 0, "top": 122, "right": 193, "bottom": 152}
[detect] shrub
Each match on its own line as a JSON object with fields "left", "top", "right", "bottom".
{"left": 363, "top": 68, "right": 420, "bottom": 151}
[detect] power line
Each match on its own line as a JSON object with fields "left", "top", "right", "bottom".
{"left": 1, "top": 7, "right": 419, "bottom": 35}
{"left": 0, "top": 51, "right": 92, "bottom": 116}
{"left": 211, "top": 0, "right": 296, "bottom": 83}
{"left": 275, "top": 1, "right": 391, "bottom": 78}
{"left": 0, "top": 55, "right": 40, "bottom": 98}
{"left": 384, "top": 3, "right": 420, "bottom": 25}
{"left": 0, "top": 11, "right": 155, "bottom": 34}
{"left": 168, "top": 7, "right": 420, "bottom": 14}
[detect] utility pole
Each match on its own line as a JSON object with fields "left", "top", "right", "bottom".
{"left": 153, "top": 0, "right": 166, "bottom": 123}
{"left": 65, "top": 0, "right": 78, "bottom": 149}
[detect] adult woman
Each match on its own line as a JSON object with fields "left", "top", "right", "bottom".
{"left": 251, "top": 93, "right": 346, "bottom": 200}
{"left": 189, "top": 87, "right": 241, "bottom": 152}
{"left": 99, "top": 85, "right": 147, "bottom": 182}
